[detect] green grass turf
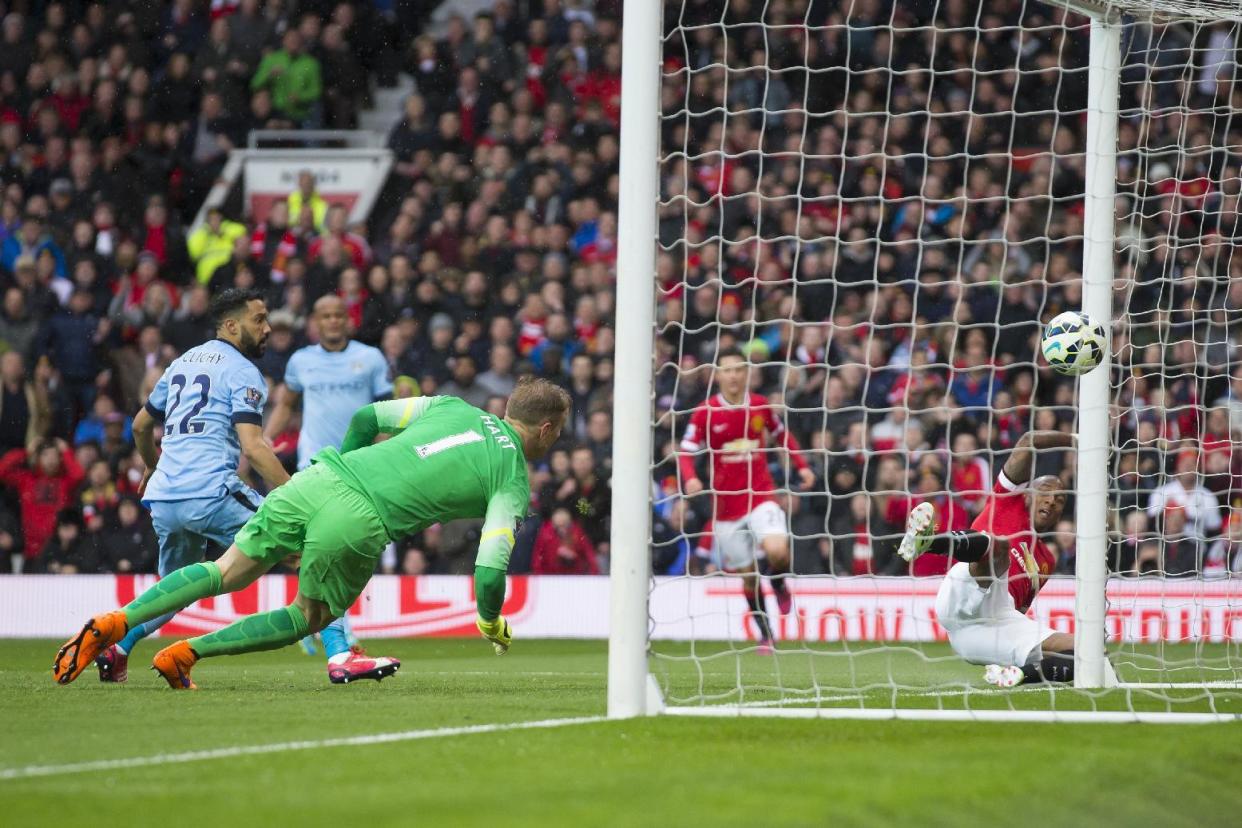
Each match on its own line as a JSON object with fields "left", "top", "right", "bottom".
{"left": 3, "top": 638, "right": 1241, "bottom": 827}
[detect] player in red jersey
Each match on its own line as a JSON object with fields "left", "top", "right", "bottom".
{"left": 898, "top": 430, "right": 1079, "bottom": 686}
{"left": 678, "top": 348, "right": 815, "bottom": 653}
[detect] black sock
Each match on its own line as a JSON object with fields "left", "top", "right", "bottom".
{"left": 1021, "top": 651, "right": 1074, "bottom": 684}
{"left": 926, "top": 531, "right": 992, "bottom": 563}
{"left": 744, "top": 586, "right": 773, "bottom": 642}
{"left": 770, "top": 574, "right": 788, "bottom": 595}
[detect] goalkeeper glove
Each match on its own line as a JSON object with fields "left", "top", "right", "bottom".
{"left": 476, "top": 615, "right": 512, "bottom": 655}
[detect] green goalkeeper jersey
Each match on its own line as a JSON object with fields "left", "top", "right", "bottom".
{"left": 316, "top": 395, "right": 530, "bottom": 572}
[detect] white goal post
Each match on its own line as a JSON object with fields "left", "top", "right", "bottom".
{"left": 608, "top": 0, "right": 1242, "bottom": 721}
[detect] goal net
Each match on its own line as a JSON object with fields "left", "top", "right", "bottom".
{"left": 624, "top": 0, "right": 1242, "bottom": 722}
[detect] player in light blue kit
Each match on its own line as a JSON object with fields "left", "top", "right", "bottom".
{"left": 265, "top": 295, "right": 398, "bottom": 679}
{"left": 94, "top": 289, "right": 398, "bottom": 686}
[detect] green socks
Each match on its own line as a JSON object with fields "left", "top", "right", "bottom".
{"left": 120, "top": 561, "right": 313, "bottom": 660}
{"left": 188, "top": 605, "right": 311, "bottom": 658}
{"left": 122, "top": 561, "right": 223, "bottom": 627}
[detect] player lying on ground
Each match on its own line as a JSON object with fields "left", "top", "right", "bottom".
{"left": 898, "top": 429, "right": 1097, "bottom": 687}
{"left": 53, "top": 378, "right": 569, "bottom": 689}
{"left": 264, "top": 294, "right": 393, "bottom": 665}
{"left": 92, "top": 288, "right": 398, "bottom": 687}
{"left": 678, "top": 347, "right": 814, "bottom": 654}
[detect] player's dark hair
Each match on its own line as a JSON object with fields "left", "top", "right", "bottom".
{"left": 716, "top": 346, "right": 745, "bottom": 364}
{"left": 506, "top": 376, "right": 571, "bottom": 427}
{"left": 209, "top": 288, "right": 265, "bottom": 328}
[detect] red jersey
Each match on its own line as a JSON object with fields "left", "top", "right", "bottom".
{"left": 970, "top": 473, "right": 1057, "bottom": 613}
{"left": 678, "top": 393, "right": 808, "bottom": 521}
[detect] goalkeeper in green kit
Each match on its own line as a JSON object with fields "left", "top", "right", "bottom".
{"left": 53, "top": 378, "right": 570, "bottom": 689}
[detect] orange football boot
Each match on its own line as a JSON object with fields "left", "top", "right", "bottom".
{"left": 151, "top": 641, "right": 200, "bottom": 690}
{"left": 53, "top": 610, "right": 129, "bottom": 685}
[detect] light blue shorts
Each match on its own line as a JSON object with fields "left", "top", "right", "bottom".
{"left": 146, "top": 487, "right": 264, "bottom": 576}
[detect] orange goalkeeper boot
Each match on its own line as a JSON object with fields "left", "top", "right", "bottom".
{"left": 152, "top": 641, "right": 199, "bottom": 690}
{"left": 53, "top": 610, "right": 129, "bottom": 685}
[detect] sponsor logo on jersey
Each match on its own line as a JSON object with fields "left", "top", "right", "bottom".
{"left": 751, "top": 414, "right": 766, "bottom": 434}
{"left": 304, "top": 378, "right": 369, "bottom": 393}
{"left": 244, "top": 387, "right": 263, "bottom": 409}
{"left": 721, "top": 437, "right": 760, "bottom": 461}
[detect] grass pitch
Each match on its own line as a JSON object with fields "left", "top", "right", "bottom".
{"left": 3, "top": 638, "right": 1241, "bottom": 827}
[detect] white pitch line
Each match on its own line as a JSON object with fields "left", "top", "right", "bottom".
{"left": 0, "top": 715, "right": 607, "bottom": 781}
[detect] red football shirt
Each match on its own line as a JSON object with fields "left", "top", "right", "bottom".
{"left": 678, "top": 393, "right": 808, "bottom": 521}
{"left": 970, "top": 473, "right": 1058, "bottom": 613}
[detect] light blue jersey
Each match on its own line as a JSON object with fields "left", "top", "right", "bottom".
{"left": 143, "top": 339, "right": 268, "bottom": 502}
{"left": 284, "top": 340, "right": 392, "bottom": 470}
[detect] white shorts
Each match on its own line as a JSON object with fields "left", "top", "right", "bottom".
{"left": 712, "top": 500, "right": 787, "bottom": 572}
{"left": 934, "top": 563, "right": 1055, "bottom": 667}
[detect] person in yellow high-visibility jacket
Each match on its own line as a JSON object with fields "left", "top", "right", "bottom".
{"left": 187, "top": 207, "right": 247, "bottom": 285}
{"left": 287, "top": 170, "right": 328, "bottom": 232}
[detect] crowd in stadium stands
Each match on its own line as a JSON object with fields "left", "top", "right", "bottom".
{"left": 0, "top": 0, "right": 1239, "bottom": 581}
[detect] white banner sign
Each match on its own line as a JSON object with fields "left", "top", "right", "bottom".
{"left": 3, "top": 575, "right": 1242, "bottom": 642}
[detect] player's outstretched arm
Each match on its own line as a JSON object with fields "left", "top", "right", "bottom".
{"left": 1002, "top": 430, "right": 1074, "bottom": 485}
{"left": 472, "top": 486, "right": 526, "bottom": 655}
{"left": 237, "top": 422, "right": 291, "bottom": 488}
{"left": 340, "top": 397, "right": 436, "bottom": 453}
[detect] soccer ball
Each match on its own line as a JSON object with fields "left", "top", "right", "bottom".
{"left": 1041, "top": 311, "right": 1107, "bottom": 376}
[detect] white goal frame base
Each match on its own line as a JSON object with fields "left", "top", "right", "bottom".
{"left": 646, "top": 674, "right": 1242, "bottom": 724}
{"left": 661, "top": 706, "right": 1242, "bottom": 725}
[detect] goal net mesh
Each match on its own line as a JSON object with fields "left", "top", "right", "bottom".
{"left": 649, "top": 0, "right": 1242, "bottom": 717}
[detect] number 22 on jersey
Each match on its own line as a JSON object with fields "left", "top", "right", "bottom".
{"left": 166, "top": 373, "right": 212, "bottom": 435}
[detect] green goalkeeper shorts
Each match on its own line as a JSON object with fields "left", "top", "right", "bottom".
{"left": 234, "top": 462, "right": 388, "bottom": 618}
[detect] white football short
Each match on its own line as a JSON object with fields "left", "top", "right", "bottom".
{"left": 712, "top": 500, "right": 787, "bottom": 572}
{"left": 934, "top": 563, "right": 1055, "bottom": 667}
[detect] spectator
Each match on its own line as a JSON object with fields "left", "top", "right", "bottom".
{"left": 319, "top": 23, "right": 366, "bottom": 129}
{"left": 438, "top": 354, "right": 491, "bottom": 409}
{"left": 529, "top": 312, "right": 581, "bottom": 374}
{"left": 562, "top": 443, "right": 609, "bottom": 553}
{"left": 286, "top": 170, "right": 328, "bottom": 233}
{"left": 0, "top": 351, "right": 50, "bottom": 455}
{"left": 1147, "top": 451, "right": 1223, "bottom": 541}
{"left": 250, "top": 201, "right": 300, "bottom": 284}
{"left": 0, "top": 288, "right": 39, "bottom": 360}
{"left": 0, "top": 438, "right": 84, "bottom": 572}
{"left": 164, "top": 285, "right": 214, "bottom": 354}
{"left": 79, "top": 458, "right": 120, "bottom": 519}
{"left": 99, "top": 495, "right": 158, "bottom": 574}
{"left": 477, "top": 343, "right": 518, "bottom": 399}
{"left": 531, "top": 506, "right": 599, "bottom": 574}
{"left": 39, "top": 289, "right": 111, "bottom": 417}
{"left": 251, "top": 29, "right": 322, "bottom": 126}
{"left": 135, "top": 195, "right": 188, "bottom": 277}
{"left": 585, "top": 408, "right": 613, "bottom": 469}
{"left": 2, "top": 213, "right": 66, "bottom": 279}
{"left": 308, "top": 204, "right": 370, "bottom": 269}
{"left": 73, "top": 396, "right": 132, "bottom": 447}
{"left": 41, "top": 508, "right": 99, "bottom": 574}
{"left": 1143, "top": 505, "right": 1204, "bottom": 576}
{"left": 187, "top": 206, "right": 246, "bottom": 285}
